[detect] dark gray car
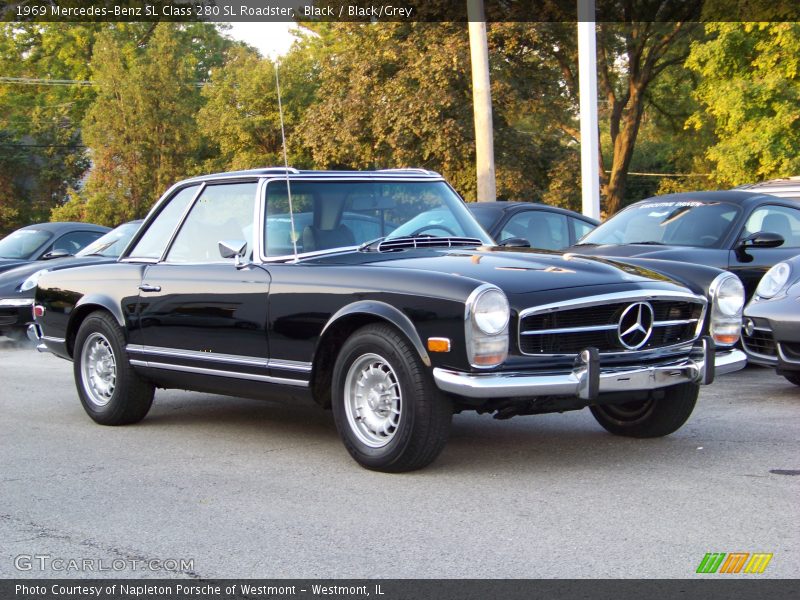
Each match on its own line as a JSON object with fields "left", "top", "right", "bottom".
{"left": 742, "top": 255, "right": 800, "bottom": 385}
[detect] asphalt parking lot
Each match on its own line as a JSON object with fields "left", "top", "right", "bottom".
{"left": 0, "top": 338, "right": 797, "bottom": 579}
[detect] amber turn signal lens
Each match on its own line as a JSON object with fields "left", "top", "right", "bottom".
{"left": 713, "top": 334, "right": 739, "bottom": 345}
{"left": 427, "top": 337, "right": 451, "bottom": 353}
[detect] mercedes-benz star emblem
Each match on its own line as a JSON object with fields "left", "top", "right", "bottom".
{"left": 617, "top": 302, "right": 654, "bottom": 350}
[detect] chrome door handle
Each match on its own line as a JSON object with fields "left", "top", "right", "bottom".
{"left": 138, "top": 284, "right": 161, "bottom": 292}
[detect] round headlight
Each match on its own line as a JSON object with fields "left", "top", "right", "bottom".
{"left": 712, "top": 274, "right": 745, "bottom": 317}
{"left": 20, "top": 269, "right": 48, "bottom": 292}
{"left": 756, "top": 262, "right": 791, "bottom": 299}
{"left": 472, "top": 288, "right": 510, "bottom": 335}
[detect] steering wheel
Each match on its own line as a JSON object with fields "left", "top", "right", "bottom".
{"left": 410, "top": 224, "right": 458, "bottom": 237}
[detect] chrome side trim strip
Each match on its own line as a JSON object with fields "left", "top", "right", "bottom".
{"left": 268, "top": 358, "right": 313, "bottom": 373}
{"left": 129, "top": 359, "right": 308, "bottom": 387}
{"left": 126, "top": 345, "right": 313, "bottom": 372}
{"left": 42, "top": 335, "right": 66, "bottom": 343}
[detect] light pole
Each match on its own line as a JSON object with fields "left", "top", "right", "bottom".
{"left": 467, "top": 0, "right": 497, "bottom": 201}
{"left": 577, "top": 0, "right": 601, "bottom": 219}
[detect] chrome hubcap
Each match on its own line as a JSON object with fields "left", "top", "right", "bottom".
{"left": 344, "top": 353, "right": 402, "bottom": 448}
{"left": 80, "top": 332, "right": 117, "bottom": 407}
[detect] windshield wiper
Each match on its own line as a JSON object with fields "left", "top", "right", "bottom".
{"left": 627, "top": 241, "right": 664, "bottom": 245}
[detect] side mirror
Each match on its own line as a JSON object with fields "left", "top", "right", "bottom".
{"left": 41, "top": 250, "right": 71, "bottom": 260}
{"left": 499, "top": 237, "right": 531, "bottom": 248}
{"left": 218, "top": 240, "right": 248, "bottom": 268}
{"left": 740, "top": 231, "right": 785, "bottom": 249}
{"left": 735, "top": 231, "right": 784, "bottom": 262}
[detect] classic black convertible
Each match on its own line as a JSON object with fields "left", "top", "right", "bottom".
{"left": 30, "top": 169, "right": 746, "bottom": 471}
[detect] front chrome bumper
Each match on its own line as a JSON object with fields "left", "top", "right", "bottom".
{"left": 433, "top": 340, "right": 747, "bottom": 400}
{"left": 26, "top": 323, "right": 48, "bottom": 353}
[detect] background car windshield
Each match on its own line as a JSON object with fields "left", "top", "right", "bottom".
{"left": 0, "top": 229, "right": 51, "bottom": 259}
{"left": 76, "top": 222, "right": 140, "bottom": 258}
{"left": 581, "top": 200, "right": 740, "bottom": 247}
{"left": 265, "top": 180, "right": 491, "bottom": 256}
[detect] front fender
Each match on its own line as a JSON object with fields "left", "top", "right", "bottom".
{"left": 318, "top": 300, "right": 431, "bottom": 367}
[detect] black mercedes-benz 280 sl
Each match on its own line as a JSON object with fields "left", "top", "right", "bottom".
{"left": 29, "top": 168, "right": 747, "bottom": 471}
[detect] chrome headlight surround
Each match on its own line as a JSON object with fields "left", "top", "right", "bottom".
{"left": 465, "top": 284, "right": 509, "bottom": 368}
{"left": 708, "top": 272, "right": 745, "bottom": 346}
{"left": 755, "top": 262, "right": 792, "bottom": 299}
{"left": 20, "top": 269, "right": 49, "bottom": 292}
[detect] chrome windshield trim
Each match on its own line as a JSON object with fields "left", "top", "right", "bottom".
{"left": 129, "top": 359, "right": 308, "bottom": 387}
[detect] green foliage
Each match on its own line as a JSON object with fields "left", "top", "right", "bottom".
{"left": 52, "top": 23, "right": 229, "bottom": 225}
{"left": 687, "top": 22, "right": 800, "bottom": 186}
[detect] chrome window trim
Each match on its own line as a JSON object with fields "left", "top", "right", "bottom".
{"left": 517, "top": 289, "right": 707, "bottom": 358}
{"left": 259, "top": 175, "right": 453, "bottom": 263}
{"left": 129, "top": 359, "right": 308, "bottom": 387}
{"left": 160, "top": 180, "right": 261, "bottom": 264}
{"left": 124, "top": 183, "right": 205, "bottom": 262}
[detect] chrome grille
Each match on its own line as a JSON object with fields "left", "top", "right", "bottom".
{"left": 518, "top": 293, "right": 705, "bottom": 356}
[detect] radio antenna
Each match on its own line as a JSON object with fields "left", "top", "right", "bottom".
{"left": 275, "top": 60, "right": 299, "bottom": 262}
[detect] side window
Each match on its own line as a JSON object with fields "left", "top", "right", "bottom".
{"left": 128, "top": 185, "right": 199, "bottom": 260}
{"left": 743, "top": 205, "right": 800, "bottom": 248}
{"left": 166, "top": 182, "right": 257, "bottom": 263}
{"left": 50, "top": 231, "right": 104, "bottom": 255}
{"left": 500, "top": 211, "right": 569, "bottom": 250}
{"left": 572, "top": 219, "right": 595, "bottom": 243}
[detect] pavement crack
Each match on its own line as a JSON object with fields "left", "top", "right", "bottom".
{"left": 0, "top": 513, "right": 203, "bottom": 579}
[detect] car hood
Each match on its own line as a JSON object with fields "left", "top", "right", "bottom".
{"left": 0, "top": 256, "right": 111, "bottom": 296}
{"left": 567, "top": 243, "right": 725, "bottom": 260}
{"left": 309, "top": 246, "right": 679, "bottom": 294}
{"left": 0, "top": 258, "right": 31, "bottom": 274}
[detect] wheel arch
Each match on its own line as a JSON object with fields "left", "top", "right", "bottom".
{"left": 309, "top": 301, "right": 431, "bottom": 408}
{"left": 66, "top": 295, "right": 126, "bottom": 357}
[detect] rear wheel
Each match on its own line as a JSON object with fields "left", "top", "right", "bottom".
{"left": 332, "top": 323, "right": 452, "bottom": 472}
{"left": 590, "top": 382, "right": 699, "bottom": 438}
{"left": 73, "top": 311, "right": 154, "bottom": 425}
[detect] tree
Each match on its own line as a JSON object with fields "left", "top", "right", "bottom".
{"left": 686, "top": 22, "right": 800, "bottom": 186}
{"left": 198, "top": 39, "right": 318, "bottom": 172}
{"left": 52, "top": 23, "right": 229, "bottom": 225}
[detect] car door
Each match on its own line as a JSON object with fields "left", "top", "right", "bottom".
{"left": 728, "top": 204, "right": 800, "bottom": 297}
{"left": 133, "top": 181, "right": 272, "bottom": 378}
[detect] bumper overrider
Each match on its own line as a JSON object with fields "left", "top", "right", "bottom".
{"left": 433, "top": 337, "right": 746, "bottom": 400}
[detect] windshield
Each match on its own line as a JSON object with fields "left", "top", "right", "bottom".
{"left": 0, "top": 229, "right": 52, "bottom": 259}
{"left": 264, "top": 180, "right": 491, "bottom": 257}
{"left": 580, "top": 200, "right": 741, "bottom": 248}
{"left": 77, "top": 222, "right": 141, "bottom": 258}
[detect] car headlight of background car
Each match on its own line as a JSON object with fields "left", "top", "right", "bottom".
{"left": 19, "top": 269, "right": 49, "bottom": 292}
{"left": 708, "top": 272, "right": 745, "bottom": 346}
{"left": 755, "top": 262, "right": 792, "bottom": 299}
{"left": 465, "top": 285, "right": 509, "bottom": 368}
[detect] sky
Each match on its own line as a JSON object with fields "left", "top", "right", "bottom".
{"left": 224, "top": 22, "right": 300, "bottom": 58}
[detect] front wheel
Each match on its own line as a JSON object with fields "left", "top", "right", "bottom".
{"left": 73, "top": 311, "right": 155, "bottom": 425}
{"left": 332, "top": 323, "right": 452, "bottom": 472}
{"left": 590, "top": 382, "right": 699, "bottom": 438}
